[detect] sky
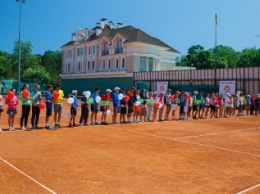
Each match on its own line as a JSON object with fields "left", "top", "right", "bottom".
{"left": 1, "top": 0, "right": 260, "bottom": 55}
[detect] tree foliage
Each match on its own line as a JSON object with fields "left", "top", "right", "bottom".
{"left": 22, "top": 67, "right": 51, "bottom": 83}
{"left": 177, "top": 44, "right": 259, "bottom": 68}
{"left": 0, "top": 41, "right": 62, "bottom": 84}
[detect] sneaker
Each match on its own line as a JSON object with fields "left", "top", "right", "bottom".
{"left": 103, "top": 122, "right": 108, "bottom": 125}
{"left": 80, "top": 123, "right": 84, "bottom": 126}
{"left": 68, "top": 124, "right": 73, "bottom": 128}
{"left": 73, "top": 124, "right": 77, "bottom": 128}
{"left": 95, "top": 122, "right": 99, "bottom": 125}
{"left": 54, "top": 124, "right": 59, "bottom": 128}
{"left": 83, "top": 123, "right": 88, "bottom": 126}
{"left": 113, "top": 122, "right": 118, "bottom": 125}
{"left": 90, "top": 122, "right": 95, "bottom": 126}
{"left": 45, "top": 126, "right": 53, "bottom": 130}
{"left": 57, "top": 124, "right": 61, "bottom": 128}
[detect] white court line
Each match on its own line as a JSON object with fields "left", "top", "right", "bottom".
{"left": 105, "top": 126, "right": 260, "bottom": 158}
{"left": 236, "top": 183, "right": 260, "bottom": 194}
{"left": 0, "top": 157, "right": 57, "bottom": 194}
{"left": 175, "top": 127, "right": 260, "bottom": 140}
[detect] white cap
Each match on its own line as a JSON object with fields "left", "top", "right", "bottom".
{"left": 114, "top": 87, "right": 120, "bottom": 90}
{"left": 185, "top": 92, "right": 189, "bottom": 95}
{"left": 194, "top": 91, "right": 198, "bottom": 94}
{"left": 106, "top": 88, "right": 112, "bottom": 93}
{"left": 72, "top": 90, "right": 77, "bottom": 94}
{"left": 226, "top": 93, "right": 231, "bottom": 97}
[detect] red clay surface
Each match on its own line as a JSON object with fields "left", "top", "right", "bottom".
{"left": 0, "top": 103, "right": 259, "bottom": 194}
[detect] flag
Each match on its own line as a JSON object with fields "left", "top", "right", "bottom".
{"left": 215, "top": 13, "right": 218, "bottom": 26}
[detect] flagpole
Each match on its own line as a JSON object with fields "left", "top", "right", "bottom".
{"left": 214, "top": 13, "right": 218, "bottom": 92}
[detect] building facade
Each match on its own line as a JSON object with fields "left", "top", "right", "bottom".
{"left": 60, "top": 18, "right": 180, "bottom": 94}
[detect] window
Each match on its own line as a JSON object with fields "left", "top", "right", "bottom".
{"left": 121, "top": 58, "right": 125, "bottom": 69}
{"left": 140, "top": 57, "right": 146, "bottom": 72}
{"left": 88, "top": 61, "right": 91, "bottom": 70}
{"left": 108, "top": 59, "right": 111, "bottom": 70}
{"left": 78, "top": 62, "right": 81, "bottom": 71}
{"left": 115, "top": 58, "right": 119, "bottom": 69}
{"left": 92, "top": 61, "right": 95, "bottom": 70}
{"left": 88, "top": 47, "right": 91, "bottom": 54}
{"left": 148, "top": 57, "right": 153, "bottom": 72}
{"left": 77, "top": 48, "right": 83, "bottom": 56}
{"left": 66, "top": 50, "right": 72, "bottom": 58}
{"left": 93, "top": 45, "right": 96, "bottom": 54}
{"left": 67, "top": 63, "right": 70, "bottom": 72}
{"left": 102, "top": 60, "right": 106, "bottom": 70}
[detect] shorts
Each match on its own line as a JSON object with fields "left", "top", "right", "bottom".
{"left": 166, "top": 104, "right": 171, "bottom": 108}
{"left": 7, "top": 108, "right": 17, "bottom": 115}
{"left": 70, "top": 107, "right": 77, "bottom": 116}
{"left": 46, "top": 109, "right": 52, "bottom": 116}
{"left": 238, "top": 105, "right": 245, "bottom": 110}
{"left": 171, "top": 104, "right": 177, "bottom": 111}
{"left": 54, "top": 104, "right": 63, "bottom": 113}
{"left": 120, "top": 107, "right": 127, "bottom": 114}
{"left": 113, "top": 106, "right": 120, "bottom": 114}
{"left": 128, "top": 106, "right": 133, "bottom": 114}
{"left": 91, "top": 104, "right": 99, "bottom": 113}
{"left": 0, "top": 108, "right": 3, "bottom": 113}
{"left": 188, "top": 107, "right": 192, "bottom": 112}
{"left": 199, "top": 105, "right": 205, "bottom": 111}
{"left": 100, "top": 106, "right": 108, "bottom": 112}
{"left": 192, "top": 105, "right": 198, "bottom": 110}
{"left": 255, "top": 105, "right": 260, "bottom": 111}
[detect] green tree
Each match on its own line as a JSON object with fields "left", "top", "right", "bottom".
{"left": 41, "top": 50, "right": 62, "bottom": 83}
{"left": 210, "top": 45, "right": 239, "bottom": 68}
{"left": 237, "top": 47, "right": 260, "bottom": 67}
{"left": 22, "top": 67, "right": 51, "bottom": 83}
{"left": 0, "top": 51, "right": 15, "bottom": 78}
{"left": 177, "top": 45, "right": 214, "bottom": 69}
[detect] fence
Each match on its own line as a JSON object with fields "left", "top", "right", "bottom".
{"left": 0, "top": 79, "right": 46, "bottom": 94}
{"left": 133, "top": 67, "right": 260, "bottom": 95}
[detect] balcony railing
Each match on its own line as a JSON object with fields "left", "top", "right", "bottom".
{"left": 101, "top": 49, "right": 109, "bottom": 56}
{"left": 115, "top": 47, "right": 123, "bottom": 54}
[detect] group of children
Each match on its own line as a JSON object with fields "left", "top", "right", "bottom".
{"left": 1, "top": 84, "right": 260, "bottom": 131}
{"left": 69, "top": 87, "right": 260, "bottom": 126}
{"left": 0, "top": 83, "right": 64, "bottom": 131}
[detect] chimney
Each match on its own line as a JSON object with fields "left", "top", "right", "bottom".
{"left": 117, "top": 22, "right": 123, "bottom": 28}
{"left": 96, "top": 22, "right": 100, "bottom": 27}
{"left": 108, "top": 21, "right": 114, "bottom": 29}
{"left": 100, "top": 18, "right": 107, "bottom": 28}
{"left": 95, "top": 26, "right": 102, "bottom": 36}
{"left": 72, "top": 33, "right": 76, "bottom": 41}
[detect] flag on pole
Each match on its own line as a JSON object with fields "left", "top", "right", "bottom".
{"left": 215, "top": 13, "right": 218, "bottom": 26}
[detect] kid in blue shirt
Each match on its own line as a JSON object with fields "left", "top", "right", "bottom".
{"left": 69, "top": 90, "right": 78, "bottom": 127}
{"left": 45, "top": 84, "right": 53, "bottom": 129}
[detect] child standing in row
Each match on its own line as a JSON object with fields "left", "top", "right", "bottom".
{"left": 20, "top": 84, "right": 31, "bottom": 130}
{"left": 45, "top": 85, "right": 53, "bottom": 129}
{"left": 5, "top": 88, "right": 18, "bottom": 131}
{"left": 80, "top": 92, "right": 89, "bottom": 126}
{"left": 100, "top": 89, "right": 111, "bottom": 125}
{"left": 68, "top": 90, "right": 78, "bottom": 127}
{"left": 31, "top": 84, "right": 42, "bottom": 129}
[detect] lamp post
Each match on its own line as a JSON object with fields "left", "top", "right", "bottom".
{"left": 16, "top": 0, "right": 25, "bottom": 94}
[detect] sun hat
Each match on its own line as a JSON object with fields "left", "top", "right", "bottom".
{"left": 114, "top": 87, "right": 120, "bottom": 90}
{"left": 106, "top": 89, "right": 112, "bottom": 93}
{"left": 72, "top": 90, "right": 77, "bottom": 94}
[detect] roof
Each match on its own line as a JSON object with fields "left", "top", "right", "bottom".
{"left": 61, "top": 25, "right": 180, "bottom": 53}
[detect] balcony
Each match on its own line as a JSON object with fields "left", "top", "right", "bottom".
{"left": 101, "top": 49, "right": 109, "bottom": 56}
{"left": 115, "top": 47, "right": 123, "bottom": 54}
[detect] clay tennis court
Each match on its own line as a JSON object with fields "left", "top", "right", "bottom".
{"left": 0, "top": 103, "right": 259, "bottom": 194}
